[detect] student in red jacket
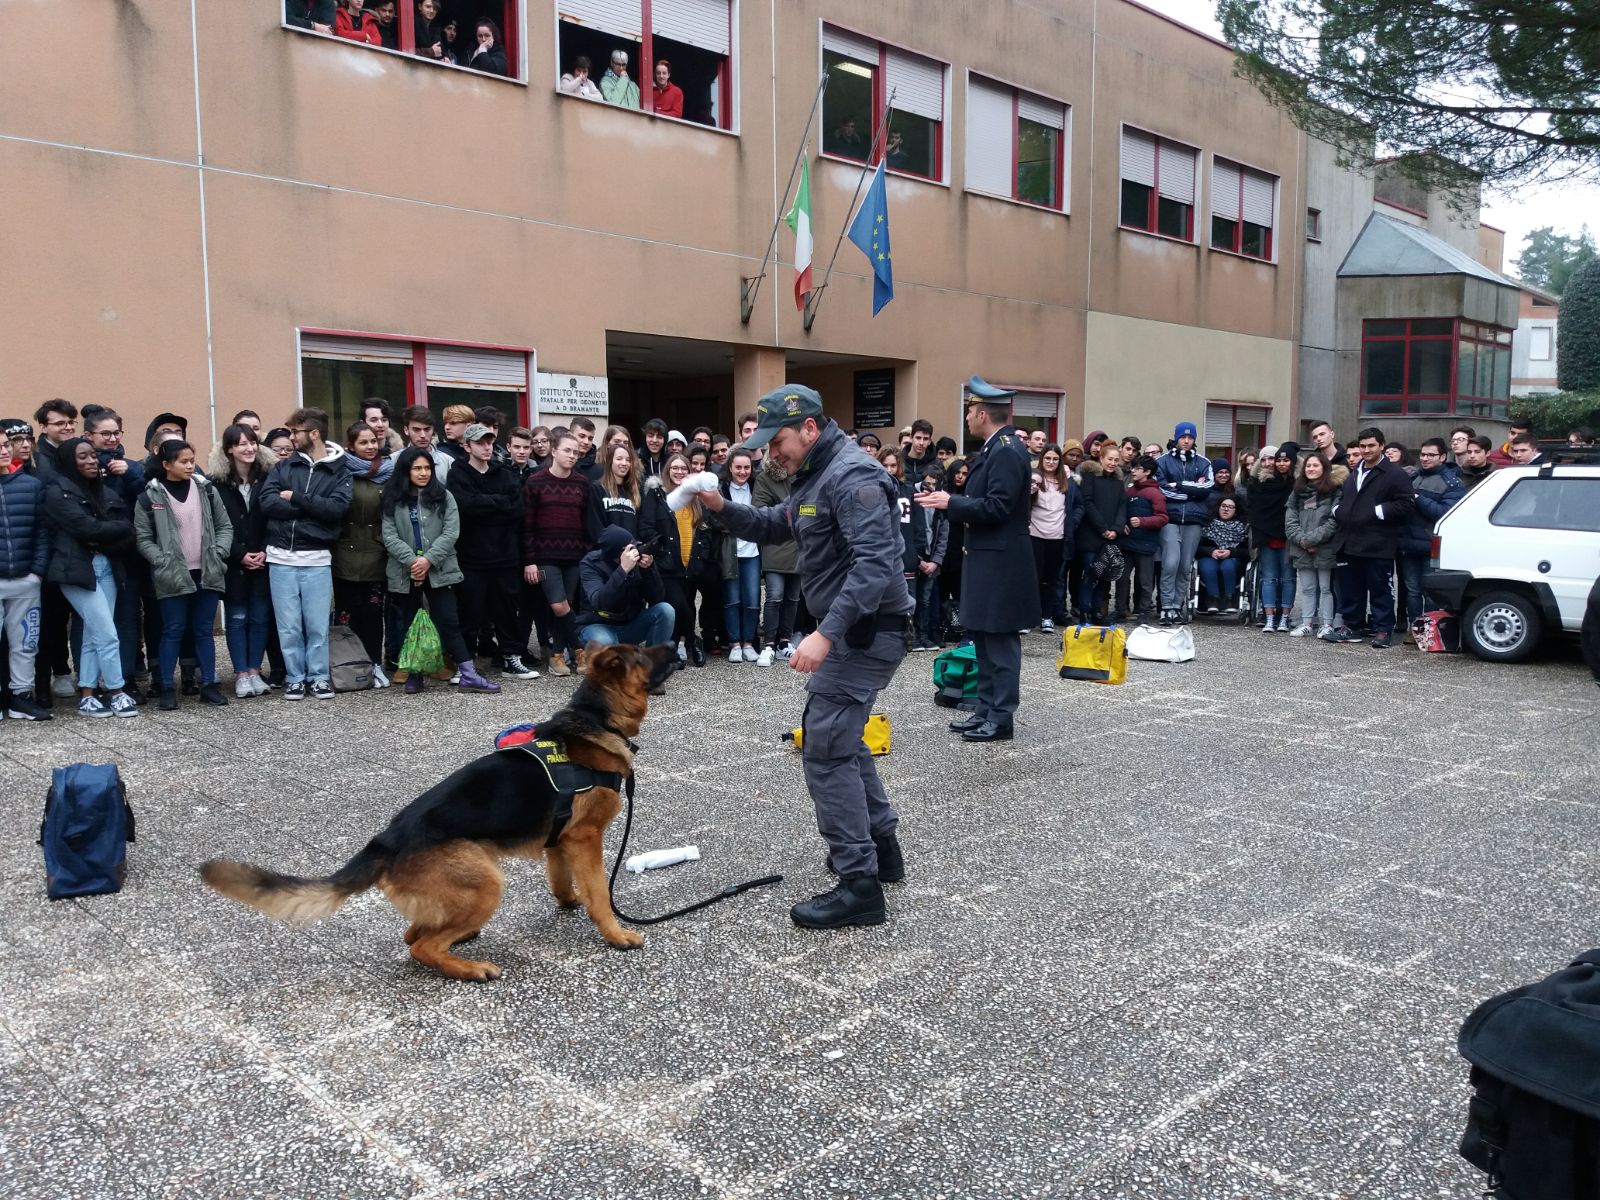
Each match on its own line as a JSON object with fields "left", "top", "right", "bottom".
{"left": 334, "top": 0, "right": 382, "bottom": 44}
{"left": 652, "top": 60, "right": 684, "bottom": 118}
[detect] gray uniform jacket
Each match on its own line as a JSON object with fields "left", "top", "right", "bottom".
{"left": 715, "top": 420, "right": 912, "bottom": 644}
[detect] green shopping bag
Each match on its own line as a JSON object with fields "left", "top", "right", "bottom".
{"left": 398, "top": 609, "right": 445, "bottom": 677}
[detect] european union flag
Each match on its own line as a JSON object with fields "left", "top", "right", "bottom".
{"left": 847, "top": 162, "right": 894, "bottom": 315}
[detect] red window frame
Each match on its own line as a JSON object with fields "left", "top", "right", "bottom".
{"left": 822, "top": 27, "right": 946, "bottom": 183}
{"left": 555, "top": 2, "right": 735, "bottom": 132}
{"left": 1009, "top": 91, "right": 1065, "bottom": 212}
{"left": 290, "top": 1, "right": 522, "bottom": 79}
{"left": 1208, "top": 156, "right": 1274, "bottom": 262}
{"left": 299, "top": 328, "right": 532, "bottom": 426}
{"left": 1119, "top": 131, "right": 1195, "bottom": 243}
{"left": 1358, "top": 318, "right": 1513, "bottom": 419}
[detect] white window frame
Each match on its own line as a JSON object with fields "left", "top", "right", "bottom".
{"left": 963, "top": 71, "right": 1070, "bottom": 216}
{"left": 1529, "top": 326, "right": 1553, "bottom": 361}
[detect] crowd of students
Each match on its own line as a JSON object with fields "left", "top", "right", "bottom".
{"left": 0, "top": 395, "right": 1535, "bottom": 722}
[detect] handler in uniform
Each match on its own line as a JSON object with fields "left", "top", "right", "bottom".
{"left": 697, "top": 385, "right": 912, "bottom": 929}
{"left": 915, "top": 376, "right": 1038, "bottom": 741}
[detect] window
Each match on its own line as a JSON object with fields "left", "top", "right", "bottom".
{"left": 822, "top": 26, "right": 946, "bottom": 181}
{"left": 1360, "top": 318, "right": 1511, "bottom": 419}
{"left": 1306, "top": 208, "right": 1321, "bottom": 241}
{"left": 1490, "top": 479, "right": 1600, "bottom": 534}
{"left": 556, "top": 0, "right": 733, "bottom": 127}
{"left": 1204, "top": 402, "right": 1268, "bottom": 464}
{"left": 1209, "top": 157, "right": 1276, "bottom": 261}
{"left": 965, "top": 75, "right": 1067, "bottom": 211}
{"left": 285, "top": 0, "right": 522, "bottom": 79}
{"left": 299, "top": 332, "right": 531, "bottom": 435}
{"left": 1530, "top": 326, "right": 1554, "bottom": 361}
{"left": 1119, "top": 127, "right": 1196, "bottom": 241}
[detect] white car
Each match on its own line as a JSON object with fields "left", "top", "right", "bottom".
{"left": 1424, "top": 461, "right": 1600, "bottom": 663}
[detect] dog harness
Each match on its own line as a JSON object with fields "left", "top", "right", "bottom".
{"left": 495, "top": 725, "right": 625, "bottom": 845}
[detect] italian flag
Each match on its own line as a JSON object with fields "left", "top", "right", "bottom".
{"left": 786, "top": 156, "right": 813, "bottom": 309}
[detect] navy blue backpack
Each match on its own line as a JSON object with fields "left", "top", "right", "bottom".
{"left": 39, "top": 763, "right": 135, "bottom": 900}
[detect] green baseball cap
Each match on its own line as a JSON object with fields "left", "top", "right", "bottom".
{"left": 743, "top": 384, "right": 824, "bottom": 449}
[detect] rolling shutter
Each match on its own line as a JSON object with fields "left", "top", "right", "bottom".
{"left": 558, "top": 0, "right": 642, "bottom": 40}
{"left": 1012, "top": 391, "right": 1060, "bottom": 419}
{"left": 1121, "top": 127, "right": 1156, "bottom": 186}
{"left": 653, "top": 0, "right": 729, "bottom": 56}
{"left": 966, "top": 76, "right": 1014, "bottom": 196}
{"left": 1211, "top": 158, "right": 1241, "bottom": 219}
{"left": 1241, "top": 168, "right": 1276, "bottom": 227}
{"left": 425, "top": 346, "right": 528, "bottom": 391}
{"left": 1157, "top": 140, "right": 1196, "bottom": 205}
{"left": 822, "top": 24, "right": 877, "bottom": 64}
{"left": 1204, "top": 403, "right": 1234, "bottom": 444}
{"left": 299, "top": 333, "right": 411, "bottom": 364}
{"left": 1017, "top": 91, "right": 1065, "bottom": 131}
{"left": 884, "top": 47, "right": 944, "bottom": 121}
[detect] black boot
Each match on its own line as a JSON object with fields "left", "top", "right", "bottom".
{"left": 823, "top": 832, "right": 906, "bottom": 883}
{"left": 791, "top": 874, "right": 886, "bottom": 929}
{"left": 688, "top": 636, "right": 706, "bottom": 668}
{"left": 198, "top": 683, "right": 229, "bottom": 707}
{"left": 181, "top": 668, "right": 199, "bottom": 696}
{"left": 158, "top": 689, "right": 178, "bottom": 712}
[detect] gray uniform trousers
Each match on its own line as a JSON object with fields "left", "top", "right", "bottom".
{"left": 969, "top": 628, "right": 1021, "bottom": 723}
{"left": 802, "top": 625, "right": 906, "bottom": 876}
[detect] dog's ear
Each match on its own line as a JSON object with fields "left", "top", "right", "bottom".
{"left": 585, "top": 641, "right": 621, "bottom": 679}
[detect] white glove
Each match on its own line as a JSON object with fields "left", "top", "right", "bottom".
{"left": 666, "top": 472, "right": 722, "bottom": 512}
{"left": 625, "top": 845, "right": 701, "bottom": 873}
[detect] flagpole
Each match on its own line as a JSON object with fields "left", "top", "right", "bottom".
{"left": 802, "top": 90, "right": 896, "bottom": 332}
{"left": 741, "top": 72, "right": 830, "bottom": 325}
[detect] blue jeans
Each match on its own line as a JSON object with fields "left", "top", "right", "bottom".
{"left": 269, "top": 563, "right": 333, "bottom": 685}
{"left": 158, "top": 581, "right": 220, "bottom": 690}
{"left": 60, "top": 553, "right": 125, "bottom": 691}
{"left": 578, "top": 601, "right": 676, "bottom": 648}
{"left": 1258, "top": 544, "right": 1296, "bottom": 611}
{"left": 914, "top": 571, "right": 940, "bottom": 644}
{"left": 225, "top": 581, "right": 271, "bottom": 676}
{"left": 1397, "top": 551, "right": 1429, "bottom": 624}
{"left": 723, "top": 556, "right": 760, "bottom": 643}
{"left": 1196, "top": 554, "right": 1239, "bottom": 601}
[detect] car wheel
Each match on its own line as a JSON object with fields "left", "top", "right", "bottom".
{"left": 1464, "top": 590, "right": 1543, "bottom": 663}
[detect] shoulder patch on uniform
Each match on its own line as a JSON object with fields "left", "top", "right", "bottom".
{"left": 798, "top": 504, "right": 817, "bottom": 516}
{"left": 856, "top": 485, "right": 882, "bottom": 508}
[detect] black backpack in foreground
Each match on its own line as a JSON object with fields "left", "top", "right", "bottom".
{"left": 1458, "top": 949, "right": 1600, "bottom": 1198}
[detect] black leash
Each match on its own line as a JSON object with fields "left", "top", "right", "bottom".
{"left": 606, "top": 772, "right": 783, "bottom": 926}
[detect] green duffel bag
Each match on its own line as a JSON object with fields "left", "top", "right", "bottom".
{"left": 931, "top": 644, "right": 979, "bottom": 708}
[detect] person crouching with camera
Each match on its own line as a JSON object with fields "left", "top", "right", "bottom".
{"left": 575, "top": 526, "right": 675, "bottom": 658}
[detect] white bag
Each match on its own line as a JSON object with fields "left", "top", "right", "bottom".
{"left": 1125, "top": 623, "right": 1195, "bottom": 663}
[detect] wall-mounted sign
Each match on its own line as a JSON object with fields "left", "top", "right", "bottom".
{"left": 853, "top": 368, "right": 896, "bottom": 428}
{"left": 536, "top": 372, "right": 609, "bottom": 417}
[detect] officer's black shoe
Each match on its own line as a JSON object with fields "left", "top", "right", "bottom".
{"left": 962, "top": 720, "right": 1013, "bottom": 742}
{"left": 791, "top": 874, "right": 886, "bottom": 929}
{"left": 948, "top": 712, "right": 983, "bottom": 732}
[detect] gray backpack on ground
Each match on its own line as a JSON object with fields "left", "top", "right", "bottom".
{"left": 328, "top": 623, "right": 374, "bottom": 692}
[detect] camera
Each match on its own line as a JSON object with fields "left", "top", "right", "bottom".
{"left": 630, "top": 535, "right": 665, "bottom": 559}
{"left": 917, "top": 480, "right": 938, "bottom": 494}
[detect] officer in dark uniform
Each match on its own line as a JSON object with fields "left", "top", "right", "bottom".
{"left": 698, "top": 385, "right": 912, "bottom": 929}
{"left": 915, "top": 376, "right": 1038, "bottom": 740}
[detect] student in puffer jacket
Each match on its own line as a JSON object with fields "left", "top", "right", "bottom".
{"left": 1284, "top": 453, "right": 1348, "bottom": 638}
{"left": 1396, "top": 437, "right": 1466, "bottom": 634}
{"left": 0, "top": 432, "right": 50, "bottom": 719}
{"left": 1154, "top": 420, "right": 1214, "bottom": 624}
{"left": 1119, "top": 455, "right": 1168, "bottom": 621}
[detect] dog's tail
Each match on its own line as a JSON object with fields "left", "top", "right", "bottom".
{"left": 199, "top": 844, "right": 388, "bottom": 926}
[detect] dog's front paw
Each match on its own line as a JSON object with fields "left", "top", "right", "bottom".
{"left": 607, "top": 929, "right": 645, "bottom": 950}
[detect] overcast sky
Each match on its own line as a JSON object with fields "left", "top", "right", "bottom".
{"left": 1136, "top": 0, "right": 1600, "bottom": 277}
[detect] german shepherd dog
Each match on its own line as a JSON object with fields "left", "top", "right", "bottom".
{"left": 200, "top": 643, "right": 679, "bottom": 981}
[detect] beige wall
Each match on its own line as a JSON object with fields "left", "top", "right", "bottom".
{"left": 3, "top": 0, "right": 1320, "bottom": 457}
{"left": 1082, "top": 311, "right": 1293, "bottom": 442}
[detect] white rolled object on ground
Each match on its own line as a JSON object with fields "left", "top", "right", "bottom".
{"left": 666, "top": 472, "right": 724, "bottom": 512}
{"left": 624, "top": 846, "right": 702, "bottom": 873}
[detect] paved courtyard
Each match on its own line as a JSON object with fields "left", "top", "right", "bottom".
{"left": 2, "top": 625, "right": 1596, "bottom": 1198}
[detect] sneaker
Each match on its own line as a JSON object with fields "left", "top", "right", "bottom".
{"left": 1206, "top": 603, "right": 1221, "bottom": 614}
{"left": 500, "top": 655, "right": 540, "bottom": 679}
{"left": 311, "top": 679, "right": 335, "bottom": 699}
{"left": 52, "top": 675, "right": 77, "bottom": 699}
{"left": 370, "top": 664, "right": 391, "bottom": 689}
{"left": 1221, "top": 603, "right": 1239, "bottom": 615}
{"left": 1370, "top": 632, "right": 1393, "bottom": 649}
{"left": 109, "top": 692, "right": 139, "bottom": 719}
{"left": 157, "top": 689, "right": 178, "bottom": 711}
{"left": 1261, "top": 617, "right": 1276, "bottom": 633}
{"left": 5, "top": 693, "right": 52, "bottom": 721}
{"left": 235, "top": 676, "right": 255, "bottom": 699}
{"left": 250, "top": 674, "right": 271, "bottom": 695}
{"left": 284, "top": 682, "right": 306, "bottom": 701}
{"left": 755, "top": 647, "right": 775, "bottom": 667}
{"left": 779, "top": 643, "right": 796, "bottom": 660}
{"left": 1018, "top": 627, "right": 1031, "bottom": 635}
{"left": 449, "top": 670, "right": 461, "bottom": 685}
{"left": 1317, "top": 624, "right": 1335, "bottom": 640}
{"left": 676, "top": 642, "right": 688, "bottom": 664}
{"left": 199, "top": 683, "right": 229, "bottom": 707}
{"left": 1331, "top": 626, "right": 1361, "bottom": 644}
{"left": 1289, "top": 623, "right": 1313, "bottom": 638}
{"left": 1039, "top": 617, "right": 1055, "bottom": 632}
{"left": 547, "top": 655, "right": 571, "bottom": 678}
{"left": 78, "top": 695, "right": 113, "bottom": 718}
